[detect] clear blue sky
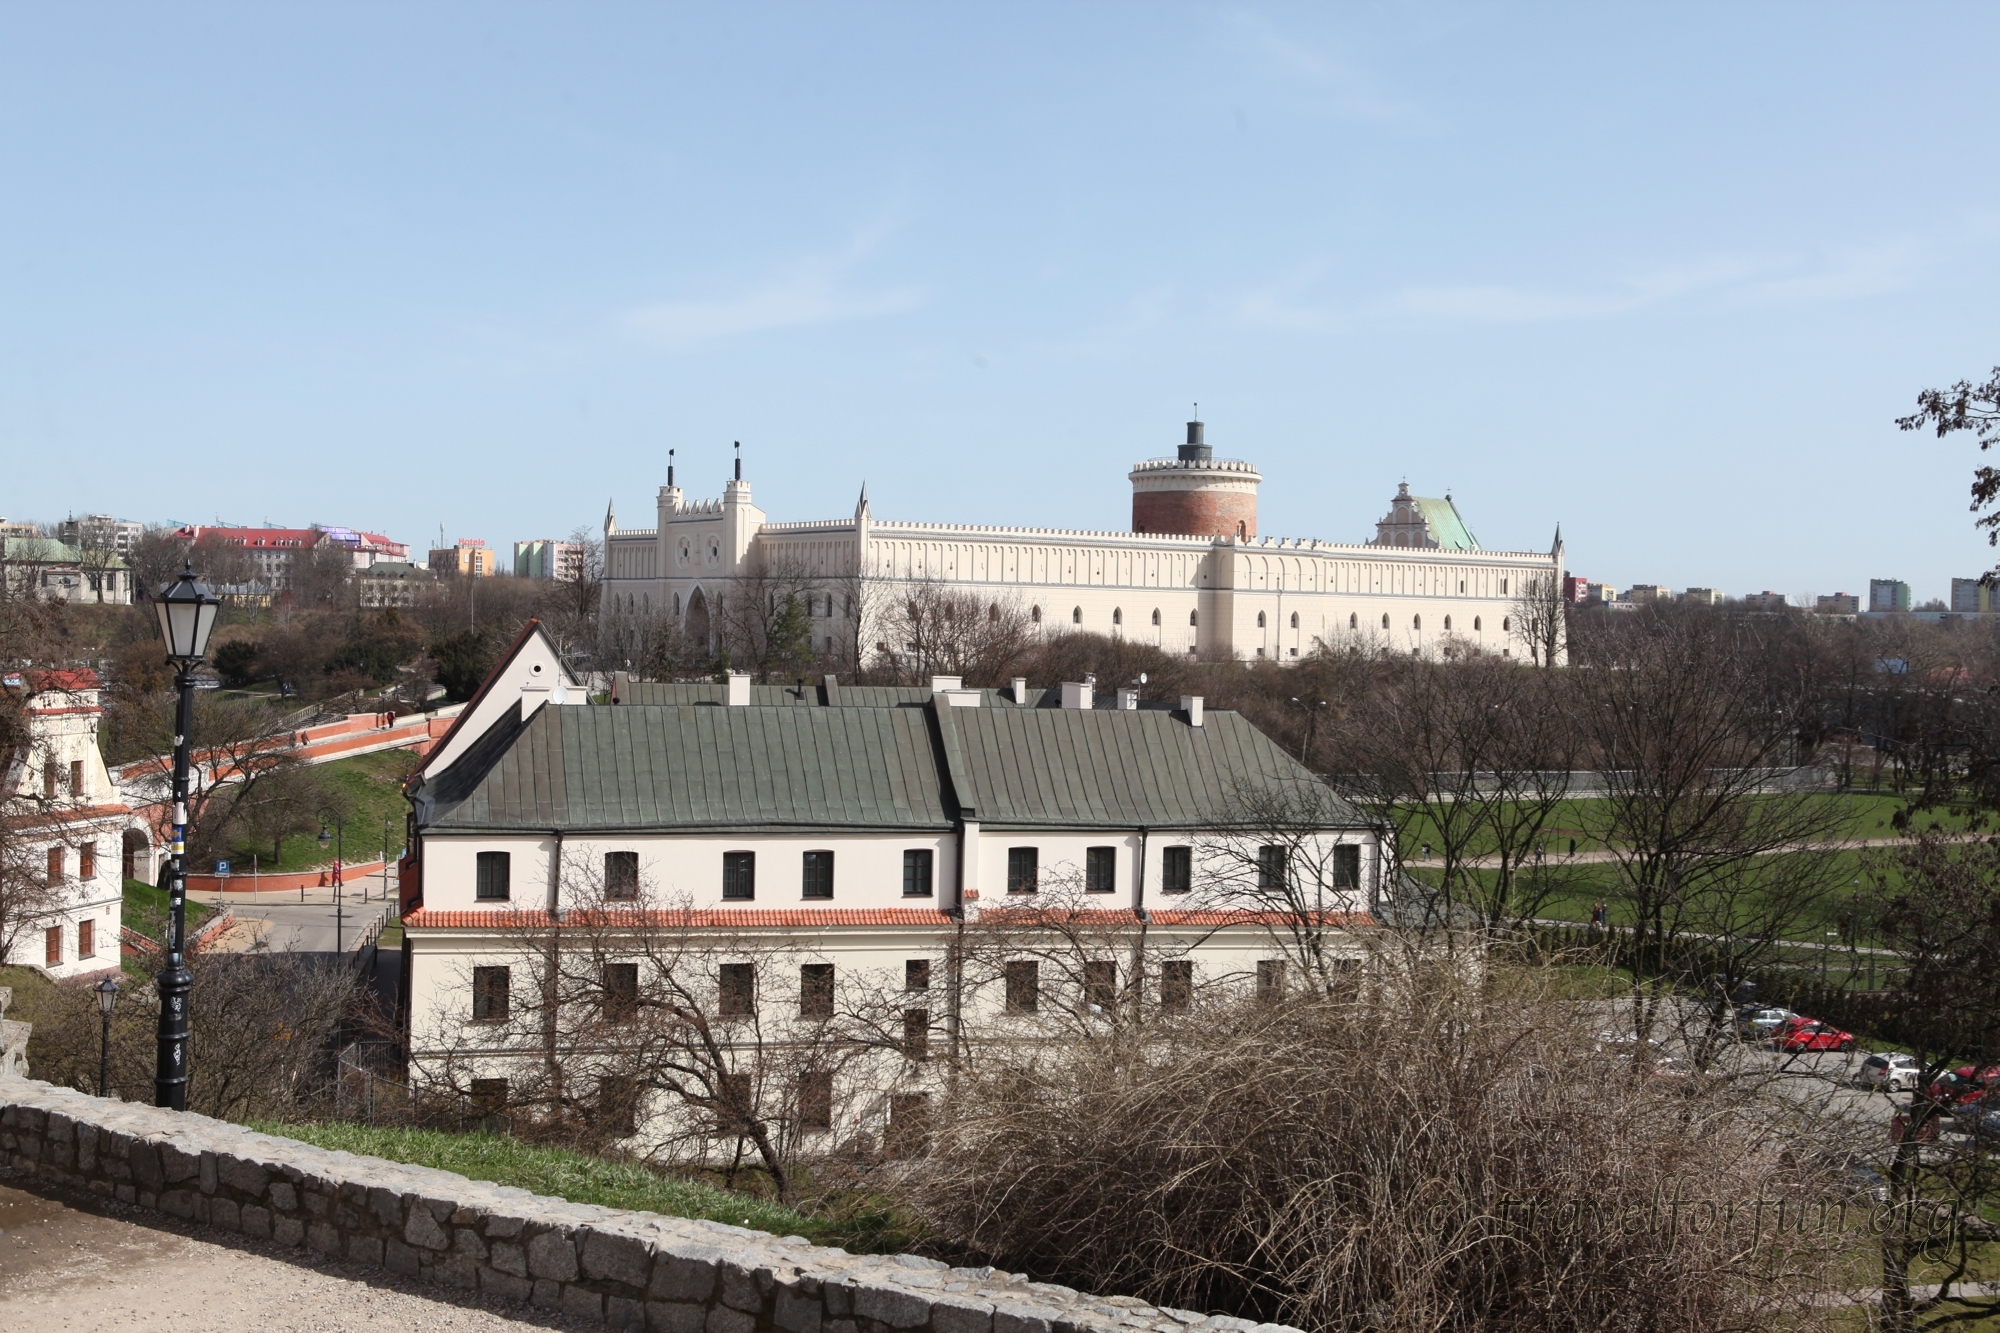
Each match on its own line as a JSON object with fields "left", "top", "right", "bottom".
{"left": 3, "top": 4, "right": 1996, "bottom": 604}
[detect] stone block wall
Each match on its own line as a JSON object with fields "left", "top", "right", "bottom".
{"left": 0, "top": 1077, "right": 1300, "bottom": 1333}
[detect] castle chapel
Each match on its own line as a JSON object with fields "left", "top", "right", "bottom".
{"left": 601, "top": 419, "right": 1564, "bottom": 662}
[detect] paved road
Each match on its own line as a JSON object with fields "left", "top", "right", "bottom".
{"left": 190, "top": 896, "right": 389, "bottom": 955}
{"left": 0, "top": 1170, "right": 594, "bottom": 1332}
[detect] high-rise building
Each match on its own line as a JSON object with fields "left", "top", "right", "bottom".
{"left": 1682, "top": 587, "right": 1722, "bottom": 606}
{"left": 430, "top": 539, "right": 495, "bottom": 578}
{"left": 1815, "top": 593, "right": 1860, "bottom": 615}
{"left": 1950, "top": 578, "right": 1992, "bottom": 614}
{"left": 1869, "top": 580, "right": 1912, "bottom": 613}
{"left": 1742, "top": 591, "right": 1790, "bottom": 611}
{"left": 514, "top": 540, "right": 585, "bottom": 581}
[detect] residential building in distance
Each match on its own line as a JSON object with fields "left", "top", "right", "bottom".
{"left": 0, "top": 518, "right": 41, "bottom": 540}
{"left": 0, "top": 538, "right": 132, "bottom": 605}
{"left": 1586, "top": 582, "right": 1618, "bottom": 603}
{"left": 319, "top": 526, "right": 410, "bottom": 568}
{"left": 1870, "top": 580, "right": 1911, "bottom": 613}
{"left": 0, "top": 669, "right": 128, "bottom": 979}
{"left": 358, "top": 560, "right": 435, "bottom": 609}
{"left": 1815, "top": 592, "right": 1861, "bottom": 615}
{"left": 603, "top": 420, "right": 1567, "bottom": 663}
{"left": 430, "top": 538, "right": 495, "bottom": 578}
{"left": 1626, "top": 584, "right": 1670, "bottom": 603}
{"left": 55, "top": 513, "right": 143, "bottom": 556}
{"left": 1681, "top": 587, "right": 1722, "bottom": 606}
{"left": 173, "top": 523, "right": 408, "bottom": 588}
{"left": 1561, "top": 575, "right": 1590, "bottom": 604}
{"left": 514, "top": 539, "right": 585, "bottom": 582}
{"left": 1742, "top": 591, "right": 1790, "bottom": 612}
{"left": 1950, "top": 578, "right": 1993, "bottom": 614}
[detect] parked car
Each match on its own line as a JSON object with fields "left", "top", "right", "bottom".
{"left": 1736, "top": 1007, "right": 1797, "bottom": 1040}
{"left": 1775, "top": 1021, "right": 1855, "bottom": 1053}
{"left": 1924, "top": 1065, "right": 2000, "bottom": 1107}
{"left": 1856, "top": 1051, "right": 1922, "bottom": 1092}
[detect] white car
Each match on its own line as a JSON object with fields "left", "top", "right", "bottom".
{"left": 1856, "top": 1051, "right": 1921, "bottom": 1093}
{"left": 1736, "top": 1007, "right": 1796, "bottom": 1040}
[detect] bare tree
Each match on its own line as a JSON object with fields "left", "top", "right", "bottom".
{"left": 1509, "top": 569, "right": 1567, "bottom": 667}
{"left": 873, "top": 580, "right": 1035, "bottom": 684}
{"left": 713, "top": 549, "right": 827, "bottom": 681}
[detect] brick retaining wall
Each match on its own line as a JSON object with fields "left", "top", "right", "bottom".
{"left": 0, "top": 1077, "right": 1299, "bottom": 1333}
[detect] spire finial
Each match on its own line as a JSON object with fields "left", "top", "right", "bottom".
{"left": 668, "top": 447, "right": 675, "bottom": 488}
{"left": 734, "top": 440, "right": 741, "bottom": 481}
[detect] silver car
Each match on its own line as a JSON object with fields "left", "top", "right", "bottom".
{"left": 1856, "top": 1051, "right": 1921, "bottom": 1093}
{"left": 1736, "top": 1007, "right": 1797, "bottom": 1041}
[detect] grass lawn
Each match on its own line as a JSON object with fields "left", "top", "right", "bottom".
{"left": 211, "top": 749, "right": 413, "bottom": 875}
{"left": 247, "top": 1121, "right": 904, "bottom": 1251}
{"left": 122, "top": 875, "right": 214, "bottom": 945}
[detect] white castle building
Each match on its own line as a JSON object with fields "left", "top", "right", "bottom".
{"left": 602, "top": 420, "right": 1565, "bottom": 662}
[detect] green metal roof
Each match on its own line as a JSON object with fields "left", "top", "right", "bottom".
{"left": 616, "top": 681, "right": 1049, "bottom": 708}
{"left": 1411, "top": 496, "right": 1480, "bottom": 551}
{"left": 423, "top": 699, "right": 1366, "bottom": 836}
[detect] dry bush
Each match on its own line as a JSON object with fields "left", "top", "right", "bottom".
{"left": 899, "top": 955, "right": 1861, "bottom": 1332}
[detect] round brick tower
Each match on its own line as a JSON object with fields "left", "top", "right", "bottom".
{"left": 1129, "top": 418, "right": 1262, "bottom": 539}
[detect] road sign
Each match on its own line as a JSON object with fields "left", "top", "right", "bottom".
{"left": 216, "top": 861, "right": 230, "bottom": 874}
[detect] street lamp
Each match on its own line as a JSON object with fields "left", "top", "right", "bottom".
{"left": 95, "top": 976, "right": 120, "bottom": 1098}
{"left": 152, "top": 562, "right": 219, "bottom": 1111}
{"left": 319, "top": 815, "right": 345, "bottom": 954}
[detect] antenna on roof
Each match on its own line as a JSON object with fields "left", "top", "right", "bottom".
{"left": 668, "top": 448, "right": 675, "bottom": 488}
{"left": 734, "top": 441, "right": 742, "bottom": 481}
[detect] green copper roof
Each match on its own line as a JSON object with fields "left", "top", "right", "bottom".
{"left": 1411, "top": 496, "right": 1480, "bottom": 551}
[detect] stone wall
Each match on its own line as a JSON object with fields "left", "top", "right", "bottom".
{"left": 0, "top": 1076, "right": 1300, "bottom": 1333}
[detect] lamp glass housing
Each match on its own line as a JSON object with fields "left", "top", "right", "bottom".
{"left": 95, "top": 976, "right": 120, "bottom": 1016}
{"left": 154, "top": 566, "right": 220, "bottom": 664}
{"left": 318, "top": 827, "right": 332, "bottom": 849}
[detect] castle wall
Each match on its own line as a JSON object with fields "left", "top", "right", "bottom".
{"left": 1132, "top": 487, "right": 1258, "bottom": 539}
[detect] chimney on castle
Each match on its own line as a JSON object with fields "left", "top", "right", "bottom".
{"left": 1179, "top": 413, "right": 1211, "bottom": 463}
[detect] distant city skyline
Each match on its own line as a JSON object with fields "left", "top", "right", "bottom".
{"left": 4, "top": 5, "right": 1999, "bottom": 597}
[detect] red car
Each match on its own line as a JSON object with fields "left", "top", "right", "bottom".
{"left": 1924, "top": 1065, "right": 2000, "bottom": 1106}
{"left": 1774, "top": 1020, "right": 1855, "bottom": 1053}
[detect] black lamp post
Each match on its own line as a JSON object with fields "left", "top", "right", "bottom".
{"left": 319, "top": 815, "right": 345, "bottom": 955}
{"left": 152, "top": 562, "right": 219, "bottom": 1110}
{"left": 95, "top": 975, "right": 120, "bottom": 1097}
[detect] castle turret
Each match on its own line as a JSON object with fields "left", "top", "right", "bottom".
{"left": 1129, "top": 415, "right": 1262, "bottom": 539}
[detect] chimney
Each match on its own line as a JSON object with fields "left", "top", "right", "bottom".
{"left": 1179, "top": 695, "right": 1204, "bottom": 727}
{"left": 822, "top": 673, "right": 840, "bottom": 705}
{"left": 1061, "top": 681, "right": 1094, "bottom": 711}
{"left": 1011, "top": 676, "right": 1029, "bottom": 705}
{"left": 726, "top": 672, "right": 752, "bottom": 706}
{"left": 1116, "top": 687, "right": 1139, "bottom": 710}
{"left": 929, "top": 675, "right": 964, "bottom": 694}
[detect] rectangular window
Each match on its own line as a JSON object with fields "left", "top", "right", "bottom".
{"left": 43, "top": 760, "right": 58, "bottom": 798}
{"left": 717, "top": 1071, "right": 753, "bottom": 1127}
{"left": 1006, "top": 847, "right": 1039, "bottom": 894}
{"left": 78, "top": 918, "right": 94, "bottom": 959}
{"left": 902, "top": 848, "right": 934, "bottom": 897}
{"left": 887, "top": 1092, "right": 931, "bottom": 1159}
{"left": 470, "top": 1078, "right": 509, "bottom": 1111}
{"left": 1161, "top": 846, "right": 1192, "bottom": 893}
{"left": 45, "top": 925, "right": 61, "bottom": 966}
{"left": 1004, "top": 960, "right": 1039, "bottom": 1014}
{"left": 47, "top": 846, "right": 64, "bottom": 883}
{"left": 1257, "top": 845, "right": 1287, "bottom": 891}
{"left": 472, "top": 966, "right": 511, "bottom": 1021}
{"left": 903, "top": 1008, "right": 930, "bottom": 1061}
{"left": 801, "top": 850, "right": 835, "bottom": 900}
{"left": 70, "top": 760, "right": 84, "bottom": 799}
{"left": 1085, "top": 847, "right": 1116, "bottom": 894}
{"left": 1256, "top": 959, "right": 1286, "bottom": 1004}
{"left": 1160, "top": 959, "right": 1193, "bottom": 1012}
{"left": 719, "top": 962, "right": 756, "bottom": 1017}
{"left": 475, "top": 851, "right": 511, "bottom": 901}
{"left": 1332, "top": 844, "right": 1361, "bottom": 890}
{"left": 799, "top": 963, "right": 835, "bottom": 1019}
{"left": 79, "top": 843, "right": 96, "bottom": 880}
{"left": 1084, "top": 959, "right": 1117, "bottom": 1011}
{"left": 905, "top": 959, "right": 931, "bottom": 992}
{"left": 797, "top": 1070, "right": 833, "bottom": 1131}
{"left": 604, "top": 850, "right": 639, "bottom": 901}
{"left": 603, "top": 963, "right": 639, "bottom": 1024}
{"left": 722, "top": 851, "right": 755, "bottom": 901}
{"left": 599, "top": 1076, "right": 638, "bottom": 1137}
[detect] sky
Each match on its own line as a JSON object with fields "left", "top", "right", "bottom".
{"left": 3, "top": 3, "right": 1998, "bottom": 604}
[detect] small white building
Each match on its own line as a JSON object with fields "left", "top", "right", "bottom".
{"left": 1, "top": 670, "right": 128, "bottom": 979}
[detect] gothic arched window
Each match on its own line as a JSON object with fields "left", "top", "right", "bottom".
{"left": 1381, "top": 613, "right": 1390, "bottom": 629}
{"left": 989, "top": 603, "right": 1000, "bottom": 622}
{"left": 1257, "top": 611, "right": 1266, "bottom": 628}
{"left": 1031, "top": 605, "right": 1042, "bottom": 624}
{"left": 1413, "top": 615, "right": 1422, "bottom": 630}
{"left": 1444, "top": 615, "right": 1452, "bottom": 631}
{"left": 1290, "top": 612, "right": 1299, "bottom": 629}
{"left": 1350, "top": 613, "right": 1358, "bottom": 629}
{"left": 1151, "top": 608, "right": 1161, "bottom": 626}
{"left": 1503, "top": 617, "right": 1511, "bottom": 632}
{"left": 1190, "top": 610, "right": 1199, "bottom": 627}
{"left": 1072, "top": 606, "right": 1083, "bottom": 624}
{"left": 1474, "top": 616, "right": 1482, "bottom": 631}
{"left": 1112, "top": 608, "right": 1123, "bottom": 626}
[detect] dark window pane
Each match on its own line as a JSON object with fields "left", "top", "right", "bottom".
{"left": 905, "top": 959, "right": 930, "bottom": 992}
{"left": 470, "top": 1078, "right": 509, "bottom": 1111}
{"left": 1257, "top": 845, "right": 1287, "bottom": 891}
{"left": 797, "top": 1071, "right": 833, "bottom": 1131}
{"left": 472, "top": 966, "right": 510, "bottom": 1021}
{"left": 800, "top": 963, "right": 835, "bottom": 1019}
{"left": 717, "top": 1071, "right": 754, "bottom": 1128}
{"left": 603, "top": 963, "right": 639, "bottom": 1024}
{"left": 903, "top": 1008, "right": 930, "bottom": 1061}
{"left": 1084, "top": 959, "right": 1116, "bottom": 1010}
{"left": 719, "top": 962, "right": 756, "bottom": 1017}
{"left": 1332, "top": 844, "right": 1361, "bottom": 890}
{"left": 1161, "top": 846, "right": 1192, "bottom": 893}
{"left": 802, "top": 850, "right": 835, "bottom": 900}
{"left": 1004, "top": 960, "right": 1038, "bottom": 1014}
{"left": 605, "top": 851, "right": 639, "bottom": 900}
{"left": 1007, "top": 847, "right": 1038, "bottom": 894}
{"left": 1085, "top": 847, "right": 1115, "bottom": 893}
{"left": 476, "top": 851, "right": 511, "bottom": 901}
{"left": 886, "top": 1092, "right": 931, "bottom": 1159}
{"left": 1160, "top": 960, "right": 1193, "bottom": 1011}
{"left": 902, "top": 848, "right": 934, "bottom": 897}
{"left": 1256, "top": 959, "right": 1286, "bottom": 1004}
{"left": 723, "top": 851, "right": 755, "bottom": 900}
{"left": 599, "top": 1076, "right": 638, "bottom": 1136}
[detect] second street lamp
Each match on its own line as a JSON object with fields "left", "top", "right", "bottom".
{"left": 95, "top": 976, "right": 120, "bottom": 1098}
{"left": 319, "top": 815, "right": 345, "bottom": 955}
{"left": 152, "top": 562, "right": 220, "bottom": 1111}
